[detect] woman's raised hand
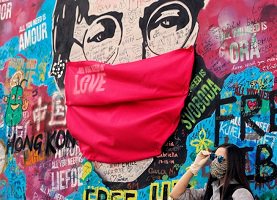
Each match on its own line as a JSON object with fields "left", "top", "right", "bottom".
{"left": 189, "top": 150, "right": 211, "bottom": 175}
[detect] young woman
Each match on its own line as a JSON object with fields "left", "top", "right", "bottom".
{"left": 169, "top": 143, "right": 254, "bottom": 200}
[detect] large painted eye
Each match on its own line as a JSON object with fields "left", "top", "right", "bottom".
{"left": 87, "top": 18, "right": 117, "bottom": 43}
{"left": 160, "top": 18, "right": 176, "bottom": 28}
{"left": 83, "top": 12, "right": 123, "bottom": 63}
{"left": 141, "top": 1, "right": 192, "bottom": 56}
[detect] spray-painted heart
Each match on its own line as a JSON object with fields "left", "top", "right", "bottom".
{"left": 247, "top": 100, "right": 257, "bottom": 110}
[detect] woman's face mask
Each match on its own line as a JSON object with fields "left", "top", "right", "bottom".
{"left": 210, "top": 153, "right": 227, "bottom": 179}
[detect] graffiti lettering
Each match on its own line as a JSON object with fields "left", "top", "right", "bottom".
{"left": 48, "top": 92, "right": 66, "bottom": 127}
{"left": 33, "top": 96, "right": 47, "bottom": 131}
{"left": 7, "top": 122, "right": 29, "bottom": 138}
{"left": 189, "top": 69, "right": 206, "bottom": 91}
{"left": 46, "top": 130, "right": 77, "bottom": 155}
{"left": 51, "top": 166, "right": 83, "bottom": 191}
{"left": 84, "top": 187, "right": 137, "bottom": 200}
{"left": 183, "top": 78, "right": 221, "bottom": 130}
{"left": 6, "top": 133, "right": 42, "bottom": 154}
{"left": 255, "top": 144, "right": 277, "bottom": 183}
{"left": 214, "top": 91, "right": 277, "bottom": 145}
{"left": 269, "top": 90, "right": 277, "bottom": 132}
{"left": 247, "top": 88, "right": 269, "bottom": 99}
{"left": 230, "top": 35, "right": 260, "bottom": 64}
{"left": 149, "top": 180, "right": 178, "bottom": 200}
{"left": 6, "top": 130, "right": 77, "bottom": 156}
{"left": 234, "top": 85, "right": 271, "bottom": 99}
{"left": 55, "top": 144, "right": 81, "bottom": 159}
{"left": 0, "top": 1, "right": 12, "bottom": 21}
{"left": 215, "top": 96, "right": 236, "bottom": 145}
{"left": 77, "top": 64, "right": 105, "bottom": 74}
{"left": 232, "top": 22, "right": 267, "bottom": 38}
{"left": 19, "top": 22, "right": 48, "bottom": 51}
{"left": 150, "top": 182, "right": 170, "bottom": 200}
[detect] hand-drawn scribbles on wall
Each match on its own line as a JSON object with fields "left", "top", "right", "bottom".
{"left": 94, "top": 158, "right": 153, "bottom": 182}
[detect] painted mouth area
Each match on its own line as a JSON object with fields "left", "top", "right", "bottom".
{"left": 11, "top": 104, "right": 20, "bottom": 110}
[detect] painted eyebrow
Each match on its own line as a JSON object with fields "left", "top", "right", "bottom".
{"left": 86, "top": 11, "right": 122, "bottom": 25}
{"left": 156, "top": 10, "right": 180, "bottom": 22}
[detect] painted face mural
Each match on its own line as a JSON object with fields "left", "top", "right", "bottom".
{"left": 0, "top": 0, "right": 276, "bottom": 199}
{"left": 51, "top": 0, "right": 222, "bottom": 189}
{"left": 51, "top": 0, "right": 203, "bottom": 88}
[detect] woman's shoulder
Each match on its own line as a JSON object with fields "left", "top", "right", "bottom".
{"left": 232, "top": 188, "right": 254, "bottom": 200}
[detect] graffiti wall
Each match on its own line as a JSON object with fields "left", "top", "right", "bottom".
{"left": 0, "top": 0, "right": 276, "bottom": 199}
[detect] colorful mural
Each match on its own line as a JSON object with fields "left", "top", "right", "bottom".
{"left": 0, "top": 0, "right": 276, "bottom": 199}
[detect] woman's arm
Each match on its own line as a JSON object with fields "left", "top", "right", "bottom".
{"left": 170, "top": 169, "right": 194, "bottom": 199}
{"left": 169, "top": 150, "right": 211, "bottom": 199}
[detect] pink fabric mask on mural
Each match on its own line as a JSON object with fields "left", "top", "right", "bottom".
{"left": 65, "top": 47, "right": 194, "bottom": 163}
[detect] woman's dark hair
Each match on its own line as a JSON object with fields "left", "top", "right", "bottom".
{"left": 203, "top": 143, "right": 252, "bottom": 200}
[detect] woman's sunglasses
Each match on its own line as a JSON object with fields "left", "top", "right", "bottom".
{"left": 210, "top": 153, "right": 225, "bottom": 163}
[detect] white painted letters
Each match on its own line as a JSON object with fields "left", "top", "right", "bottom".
{"left": 74, "top": 73, "right": 106, "bottom": 95}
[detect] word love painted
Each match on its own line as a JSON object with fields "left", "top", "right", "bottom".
{"left": 73, "top": 73, "right": 106, "bottom": 95}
